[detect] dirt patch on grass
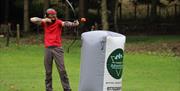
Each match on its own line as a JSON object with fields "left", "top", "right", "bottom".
{"left": 125, "top": 41, "right": 180, "bottom": 56}
{"left": 1, "top": 35, "right": 179, "bottom": 57}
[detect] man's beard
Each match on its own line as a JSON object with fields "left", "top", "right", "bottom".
{"left": 51, "top": 19, "right": 56, "bottom": 23}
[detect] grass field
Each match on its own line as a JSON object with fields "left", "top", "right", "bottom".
{"left": 0, "top": 35, "right": 180, "bottom": 91}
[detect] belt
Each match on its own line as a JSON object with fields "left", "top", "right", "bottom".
{"left": 47, "top": 46, "right": 58, "bottom": 48}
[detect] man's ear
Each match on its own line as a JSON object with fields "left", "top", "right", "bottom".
{"left": 44, "top": 13, "right": 48, "bottom": 18}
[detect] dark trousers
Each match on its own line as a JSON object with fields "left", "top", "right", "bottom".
{"left": 44, "top": 47, "right": 71, "bottom": 91}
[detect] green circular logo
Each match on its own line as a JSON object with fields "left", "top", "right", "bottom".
{"left": 107, "top": 48, "right": 124, "bottom": 79}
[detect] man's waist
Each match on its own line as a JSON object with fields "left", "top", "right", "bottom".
{"left": 45, "top": 44, "right": 61, "bottom": 48}
{"left": 45, "top": 41, "right": 62, "bottom": 48}
{"left": 47, "top": 46, "right": 58, "bottom": 48}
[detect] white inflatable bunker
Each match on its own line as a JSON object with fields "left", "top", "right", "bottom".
{"left": 79, "top": 31, "right": 126, "bottom": 91}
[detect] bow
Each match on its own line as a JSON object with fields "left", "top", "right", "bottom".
{"left": 65, "top": 0, "right": 78, "bottom": 53}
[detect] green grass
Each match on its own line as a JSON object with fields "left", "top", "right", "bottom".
{"left": 0, "top": 44, "right": 81, "bottom": 91}
{"left": 0, "top": 35, "right": 180, "bottom": 91}
{"left": 123, "top": 54, "right": 180, "bottom": 91}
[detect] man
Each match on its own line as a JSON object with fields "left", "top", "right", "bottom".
{"left": 30, "top": 8, "right": 79, "bottom": 91}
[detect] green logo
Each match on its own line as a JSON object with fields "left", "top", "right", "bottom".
{"left": 107, "top": 48, "right": 124, "bottom": 79}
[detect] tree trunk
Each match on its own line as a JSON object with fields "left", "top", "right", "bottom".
{"left": 101, "top": 0, "right": 109, "bottom": 30}
{"left": 44, "top": 0, "right": 50, "bottom": 14}
{"left": 147, "top": 2, "right": 150, "bottom": 18}
{"left": 64, "top": 3, "right": 70, "bottom": 20}
{"left": 174, "top": 3, "right": 177, "bottom": 17}
{"left": 79, "top": 0, "right": 88, "bottom": 33}
{"left": 114, "top": 0, "right": 121, "bottom": 32}
{"left": 4, "top": 0, "right": 9, "bottom": 47}
{"left": 24, "top": 0, "right": 29, "bottom": 32}
{"left": 119, "top": 0, "right": 122, "bottom": 20}
{"left": 134, "top": 2, "right": 137, "bottom": 19}
{"left": 151, "top": 0, "right": 158, "bottom": 21}
{"left": 5, "top": 0, "right": 9, "bottom": 24}
{"left": 79, "top": 0, "right": 85, "bottom": 17}
{"left": 6, "top": 24, "right": 10, "bottom": 47}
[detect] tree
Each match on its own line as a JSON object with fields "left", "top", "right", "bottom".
{"left": 101, "top": 0, "right": 109, "bottom": 30}
{"left": 131, "top": 0, "right": 138, "bottom": 19}
{"left": 4, "top": 0, "right": 9, "bottom": 24}
{"left": 150, "top": 0, "right": 159, "bottom": 21}
{"left": 44, "top": 0, "right": 50, "bottom": 14}
{"left": 24, "top": 0, "right": 29, "bottom": 32}
{"left": 146, "top": 0, "right": 151, "bottom": 18}
{"left": 79, "top": 0, "right": 85, "bottom": 17}
{"left": 114, "top": 0, "right": 122, "bottom": 32}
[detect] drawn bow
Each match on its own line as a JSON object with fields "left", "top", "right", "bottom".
{"left": 65, "top": 0, "right": 78, "bottom": 53}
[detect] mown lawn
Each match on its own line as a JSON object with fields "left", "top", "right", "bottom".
{"left": 0, "top": 35, "right": 180, "bottom": 91}
{"left": 0, "top": 44, "right": 81, "bottom": 91}
{"left": 123, "top": 54, "right": 180, "bottom": 91}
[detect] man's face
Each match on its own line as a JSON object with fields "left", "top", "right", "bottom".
{"left": 47, "top": 14, "right": 57, "bottom": 22}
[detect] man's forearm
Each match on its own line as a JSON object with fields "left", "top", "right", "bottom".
{"left": 30, "top": 17, "right": 42, "bottom": 25}
{"left": 63, "top": 21, "right": 79, "bottom": 27}
{"left": 30, "top": 17, "right": 51, "bottom": 25}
